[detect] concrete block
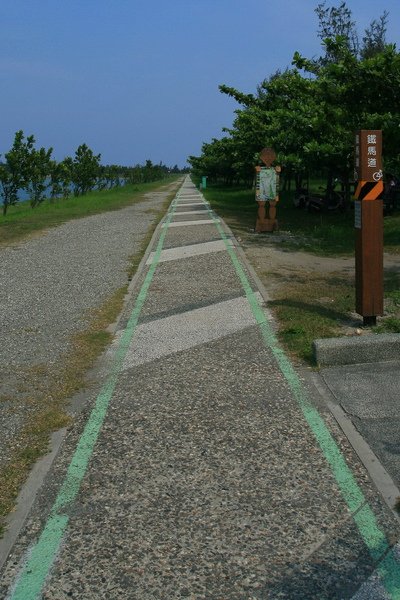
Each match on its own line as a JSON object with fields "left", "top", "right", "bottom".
{"left": 313, "top": 333, "right": 400, "bottom": 367}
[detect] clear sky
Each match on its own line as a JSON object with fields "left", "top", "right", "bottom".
{"left": 1, "top": 1, "right": 399, "bottom": 168}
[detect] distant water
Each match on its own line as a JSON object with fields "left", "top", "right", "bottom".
{"left": 15, "top": 179, "right": 127, "bottom": 203}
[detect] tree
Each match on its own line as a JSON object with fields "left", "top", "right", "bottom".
{"left": 0, "top": 130, "right": 34, "bottom": 216}
{"left": 49, "top": 159, "right": 72, "bottom": 201}
{"left": 315, "top": 1, "right": 359, "bottom": 62}
{"left": 71, "top": 144, "right": 101, "bottom": 196}
{"left": 360, "top": 11, "right": 389, "bottom": 59}
{"left": 190, "top": 3, "right": 400, "bottom": 193}
{"left": 127, "top": 165, "right": 143, "bottom": 184}
{"left": 26, "top": 145, "right": 53, "bottom": 208}
{"left": 294, "top": 38, "right": 400, "bottom": 178}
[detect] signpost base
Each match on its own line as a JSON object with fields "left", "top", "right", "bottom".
{"left": 363, "top": 316, "right": 377, "bottom": 326}
{"left": 355, "top": 199, "right": 383, "bottom": 321}
{"left": 255, "top": 218, "right": 278, "bottom": 232}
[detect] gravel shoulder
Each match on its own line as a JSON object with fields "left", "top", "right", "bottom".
{"left": 0, "top": 184, "right": 179, "bottom": 474}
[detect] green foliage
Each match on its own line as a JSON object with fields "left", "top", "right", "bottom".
{"left": 0, "top": 129, "right": 186, "bottom": 219}
{"left": 315, "top": 1, "right": 359, "bottom": 61}
{"left": 189, "top": 3, "right": 400, "bottom": 193}
{"left": 26, "top": 146, "right": 53, "bottom": 208}
{"left": 361, "top": 11, "right": 389, "bottom": 59}
{"left": 49, "top": 159, "right": 72, "bottom": 200}
{"left": 97, "top": 164, "right": 122, "bottom": 190}
{"left": 0, "top": 131, "right": 34, "bottom": 216}
{"left": 71, "top": 143, "right": 101, "bottom": 196}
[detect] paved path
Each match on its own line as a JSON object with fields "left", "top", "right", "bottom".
{"left": 0, "top": 183, "right": 177, "bottom": 472}
{"left": 1, "top": 178, "right": 400, "bottom": 599}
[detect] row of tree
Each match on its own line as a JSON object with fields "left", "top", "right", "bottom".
{"left": 0, "top": 131, "right": 184, "bottom": 216}
{"left": 189, "top": 3, "right": 400, "bottom": 195}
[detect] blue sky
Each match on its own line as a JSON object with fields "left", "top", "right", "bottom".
{"left": 1, "top": 0, "right": 399, "bottom": 167}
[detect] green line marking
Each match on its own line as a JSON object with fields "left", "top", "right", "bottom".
{"left": 9, "top": 185, "right": 399, "bottom": 598}
{"left": 9, "top": 189, "right": 180, "bottom": 600}
{"left": 206, "top": 204, "right": 400, "bottom": 599}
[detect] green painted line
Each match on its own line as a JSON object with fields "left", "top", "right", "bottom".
{"left": 207, "top": 206, "right": 400, "bottom": 599}
{"left": 9, "top": 192, "right": 180, "bottom": 600}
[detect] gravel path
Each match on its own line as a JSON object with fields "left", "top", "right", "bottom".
{"left": 0, "top": 184, "right": 178, "bottom": 469}
{"left": 1, "top": 180, "right": 399, "bottom": 598}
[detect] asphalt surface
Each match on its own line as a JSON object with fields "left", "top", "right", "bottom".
{"left": 1, "top": 177, "right": 400, "bottom": 599}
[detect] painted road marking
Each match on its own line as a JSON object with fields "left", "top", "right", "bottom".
{"left": 204, "top": 199, "right": 400, "bottom": 599}
{"left": 174, "top": 210, "right": 209, "bottom": 215}
{"left": 121, "top": 292, "right": 263, "bottom": 369}
{"left": 163, "top": 219, "right": 217, "bottom": 228}
{"left": 145, "top": 239, "right": 232, "bottom": 265}
{"left": 172, "top": 202, "right": 209, "bottom": 207}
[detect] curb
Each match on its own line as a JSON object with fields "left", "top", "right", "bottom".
{"left": 313, "top": 332, "right": 400, "bottom": 367}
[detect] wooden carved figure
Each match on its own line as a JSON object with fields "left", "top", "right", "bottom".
{"left": 255, "top": 147, "right": 281, "bottom": 232}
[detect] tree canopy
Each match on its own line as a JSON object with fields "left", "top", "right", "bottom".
{"left": 0, "top": 133, "right": 186, "bottom": 216}
{"left": 188, "top": 2, "right": 399, "bottom": 188}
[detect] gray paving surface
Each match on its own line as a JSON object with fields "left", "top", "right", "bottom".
{"left": 321, "top": 361, "right": 400, "bottom": 490}
{"left": 0, "top": 184, "right": 178, "bottom": 469}
{"left": 1, "top": 179, "right": 400, "bottom": 599}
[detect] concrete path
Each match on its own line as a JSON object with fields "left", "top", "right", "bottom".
{"left": 1, "top": 178, "right": 400, "bottom": 599}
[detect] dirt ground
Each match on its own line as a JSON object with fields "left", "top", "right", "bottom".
{"left": 240, "top": 230, "right": 399, "bottom": 282}
{"left": 239, "top": 232, "right": 400, "bottom": 335}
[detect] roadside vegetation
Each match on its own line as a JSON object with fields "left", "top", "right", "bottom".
{"left": 189, "top": 3, "right": 400, "bottom": 199}
{"left": 0, "top": 130, "right": 186, "bottom": 217}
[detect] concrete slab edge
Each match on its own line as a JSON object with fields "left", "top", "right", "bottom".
{"left": 313, "top": 333, "right": 400, "bottom": 367}
{"left": 0, "top": 429, "right": 67, "bottom": 570}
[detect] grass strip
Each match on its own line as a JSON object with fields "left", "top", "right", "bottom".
{"left": 202, "top": 182, "right": 400, "bottom": 255}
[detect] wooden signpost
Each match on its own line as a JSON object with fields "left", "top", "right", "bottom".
{"left": 354, "top": 130, "right": 384, "bottom": 326}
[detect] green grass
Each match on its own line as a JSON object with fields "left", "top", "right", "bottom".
{"left": 202, "top": 182, "right": 400, "bottom": 255}
{"left": 269, "top": 274, "right": 354, "bottom": 363}
{"left": 0, "top": 177, "right": 180, "bottom": 246}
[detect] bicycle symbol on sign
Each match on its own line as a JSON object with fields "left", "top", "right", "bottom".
{"left": 373, "top": 170, "right": 383, "bottom": 182}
